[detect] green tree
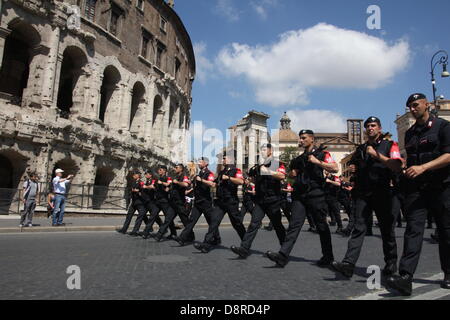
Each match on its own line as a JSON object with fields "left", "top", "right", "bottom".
{"left": 280, "top": 146, "right": 299, "bottom": 167}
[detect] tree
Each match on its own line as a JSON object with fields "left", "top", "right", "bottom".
{"left": 280, "top": 146, "right": 300, "bottom": 168}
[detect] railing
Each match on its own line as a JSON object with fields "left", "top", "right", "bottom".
{"left": 0, "top": 183, "right": 131, "bottom": 214}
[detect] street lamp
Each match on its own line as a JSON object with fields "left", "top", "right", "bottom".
{"left": 430, "top": 50, "right": 449, "bottom": 114}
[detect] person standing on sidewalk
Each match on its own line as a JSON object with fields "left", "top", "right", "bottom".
{"left": 20, "top": 173, "right": 40, "bottom": 227}
{"left": 52, "top": 169, "right": 73, "bottom": 227}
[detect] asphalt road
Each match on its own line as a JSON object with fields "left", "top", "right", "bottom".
{"left": 0, "top": 225, "right": 448, "bottom": 300}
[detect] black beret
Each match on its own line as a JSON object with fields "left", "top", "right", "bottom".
{"left": 299, "top": 129, "right": 314, "bottom": 136}
{"left": 260, "top": 143, "right": 272, "bottom": 149}
{"left": 364, "top": 116, "right": 381, "bottom": 128}
{"left": 159, "top": 165, "right": 168, "bottom": 171}
{"left": 406, "top": 93, "right": 427, "bottom": 107}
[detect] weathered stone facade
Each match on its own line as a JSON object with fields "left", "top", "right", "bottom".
{"left": 0, "top": 0, "right": 195, "bottom": 212}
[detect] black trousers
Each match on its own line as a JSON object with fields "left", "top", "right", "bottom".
{"left": 280, "top": 200, "right": 292, "bottom": 221}
{"left": 241, "top": 200, "right": 286, "bottom": 250}
{"left": 204, "top": 198, "right": 246, "bottom": 245}
{"left": 279, "top": 192, "right": 333, "bottom": 260}
{"left": 391, "top": 191, "right": 405, "bottom": 226}
{"left": 326, "top": 196, "right": 343, "bottom": 228}
{"left": 399, "top": 184, "right": 450, "bottom": 276}
{"left": 143, "top": 200, "right": 177, "bottom": 236}
{"left": 339, "top": 197, "right": 354, "bottom": 230}
{"left": 120, "top": 200, "right": 148, "bottom": 233}
{"left": 343, "top": 189, "right": 397, "bottom": 266}
{"left": 157, "top": 199, "right": 194, "bottom": 240}
{"left": 179, "top": 199, "right": 220, "bottom": 242}
{"left": 240, "top": 200, "right": 255, "bottom": 222}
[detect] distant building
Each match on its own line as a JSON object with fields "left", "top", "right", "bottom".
{"left": 225, "top": 110, "right": 270, "bottom": 172}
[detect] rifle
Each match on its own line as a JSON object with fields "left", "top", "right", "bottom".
{"left": 349, "top": 132, "right": 391, "bottom": 174}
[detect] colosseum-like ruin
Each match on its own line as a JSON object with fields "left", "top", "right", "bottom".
{"left": 0, "top": 0, "right": 196, "bottom": 213}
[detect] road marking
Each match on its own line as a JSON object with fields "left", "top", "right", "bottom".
{"left": 352, "top": 273, "right": 444, "bottom": 300}
{"left": 408, "top": 288, "right": 450, "bottom": 300}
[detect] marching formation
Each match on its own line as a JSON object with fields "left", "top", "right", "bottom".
{"left": 115, "top": 93, "right": 450, "bottom": 297}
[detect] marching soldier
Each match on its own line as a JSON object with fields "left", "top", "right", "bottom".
{"left": 141, "top": 165, "right": 178, "bottom": 240}
{"left": 152, "top": 164, "right": 193, "bottom": 242}
{"left": 387, "top": 94, "right": 450, "bottom": 295}
{"left": 230, "top": 144, "right": 287, "bottom": 259}
{"left": 174, "top": 157, "right": 221, "bottom": 246}
{"left": 332, "top": 117, "right": 403, "bottom": 278}
{"left": 264, "top": 178, "right": 292, "bottom": 231}
{"left": 193, "top": 153, "right": 246, "bottom": 253}
{"left": 338, "top": 177, "right": 355, "bottom": 236}
{"left": 265, "top": 130, "right": 338, "bottom": 267}
{"left": 139, "top": 171, "right": 163, "bottom": 234}
{"left": 116, "top": 171, "right": 148, "bottom": 235}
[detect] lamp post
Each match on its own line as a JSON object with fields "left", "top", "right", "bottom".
{"left": 430, "top": 50, "right": 450, "bottom": 115}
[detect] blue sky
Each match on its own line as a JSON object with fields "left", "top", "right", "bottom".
{"left": 172, "top": 0, "right": 450, "bottom": 143}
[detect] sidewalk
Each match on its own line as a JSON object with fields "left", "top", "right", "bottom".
{"left": 0, "top": 213, "right": 282, "bottom": 234}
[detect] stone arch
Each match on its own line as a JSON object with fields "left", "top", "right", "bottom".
{"left": 0, "top": 150, "right": 28, "bottom": 214}
{"left": 99, "top": 65, "right": 121, "bottom": 125}
{"left": 0, "top": 19, "right": 41, "bottom": 101}
{"left": 129, "top": 81, "right": 146, "bottom": 133}
{"left": 92, "top": 166, "right": 115, "bottom": 209}
{"left": 56, "top": 46, "right": 88, "bottom": 119}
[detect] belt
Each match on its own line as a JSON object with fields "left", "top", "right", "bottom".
{"left": 55, "top": 193, "right": 66, "bottom": 196}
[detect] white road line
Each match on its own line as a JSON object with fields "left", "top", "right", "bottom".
{"left": 352, "top": 273, "right": 444, "bottom": 300}
{"left": 408, "top": 288, "right": 450, "bottom": 300}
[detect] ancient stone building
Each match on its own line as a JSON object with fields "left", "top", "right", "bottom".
{"left": 0, "top": 0, "right": 195, "bottom": 213}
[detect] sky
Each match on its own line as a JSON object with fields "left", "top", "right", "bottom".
{"left": 170, "top": 0, "right": 450, "bottom": 159}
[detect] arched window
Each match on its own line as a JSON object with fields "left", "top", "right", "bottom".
{"left": 99, "top": 65, "right": 121, "bottom": 123}
{"left": 0, "top": 21, "right": 41, "bottom": 101}
{"left": 56, "top": 46, "right": 87, "bottom": 119}
{"left": 129, "top": 82, "right": 145, "bottom": 133}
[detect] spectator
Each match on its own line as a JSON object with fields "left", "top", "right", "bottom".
{"left": 20, "top": 172, "right": 40, "bottom": 227}
{"left": 52, "top": 169, "right": 73, "bottom": 227}
{"left": 47, "top": 192, "right": 55, "bottom": 218}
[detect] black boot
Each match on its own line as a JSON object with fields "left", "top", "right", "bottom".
{"left": 382, "top": 262, "right": 397, "bottom": 276}
{"left": 442, "top": 274, "right": 450, "bottom": 290}
{"left": 265, "top": 251, "right": 288, "bottom": 268}
{"left": 386, "top": 274, "right": 413, "bottom": 296}
{"left": 331, "top": 261, "right": 354, "bottom": 278}
{"left": 230, "top": 245, "right": 250, "bottom": 259}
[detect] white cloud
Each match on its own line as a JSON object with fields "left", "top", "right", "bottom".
{"left": 286, "top": 109, "right": 347, "bottom": 133}
{"left": 216, "top": 23, "right": 410, "bottom": 107}
{"left": 214, "top": 0, "right": 241, "bottom": 22}
{"left": 193, "top": 42, "right": 214, "bottom": 84}
{"left": 251, "top": 0, "right": 278, "bottom": 20}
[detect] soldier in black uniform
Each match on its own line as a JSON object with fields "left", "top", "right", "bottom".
{"left": 194, "top": 154, "right": 246, "bottom": 253}
{"left": 230, "top": 144, "right": 287, "bottom": 259}
{"left": 387, "top": 93, "right": 450, "bottom": 295}
{"left": 324, "top": 173, "right": 344, "bottom": 234}
{"left": 116, "top": 171, "right": 148, "bottom": 235}
{"left": 265, "top": 130, "right": 338, "bottom": 267}
{"left": 153, "top": 164, "right": 193, "bottom": 242}
{"left": 141, "top": 165, "right": 177, "bottom": 239}
{"left": 139, "top": 171, "right": 163, "bottom": 234}
{"left": 240, "top": 176, "right": 256, "bottom": 223}
{"left": 332, "top": 117, "right": 403, "bottom": 278}
{"left": 174, "top": 157, "right": 221, "bottom": 246}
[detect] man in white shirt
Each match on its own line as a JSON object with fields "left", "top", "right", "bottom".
{"left": 52, "top": 169, "right": 73, "bottom": 226}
